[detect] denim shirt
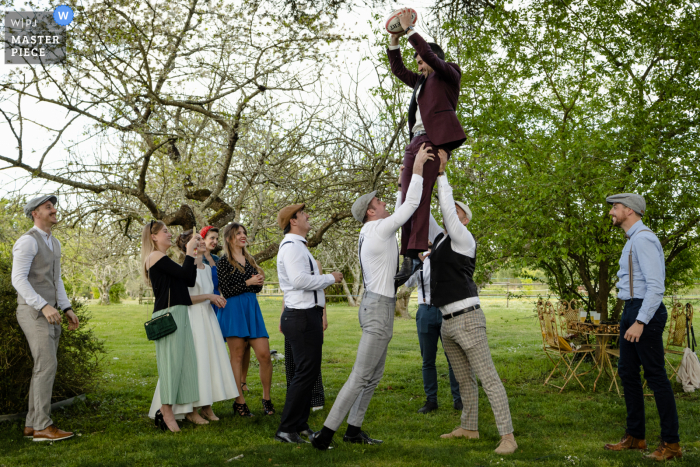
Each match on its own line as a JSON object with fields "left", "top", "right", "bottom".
{"left": 202, "top": 254, "right": 219, "bottom": 267}
{"left": 616, "top": 220, "right": 665, "bottom": 324}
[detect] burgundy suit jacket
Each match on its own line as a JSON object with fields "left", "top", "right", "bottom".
{"left": 387, "top": 33, "right": 466, "bottom": 151}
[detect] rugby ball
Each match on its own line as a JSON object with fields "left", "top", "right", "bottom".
{"left": 385, "top": 8, "right": 418, "bottom": 35}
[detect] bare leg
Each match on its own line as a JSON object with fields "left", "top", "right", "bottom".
{"left": 160, "top": 404, "right": 181, "bottom": 432}
{"left": 227, "top": 337, "right": 248, "bottom": 404}
{"left": 241, "top": 343, "right": 251, "bottom": 390}
{"left": 249, "top": 338, "right": 272, "bottom": 400}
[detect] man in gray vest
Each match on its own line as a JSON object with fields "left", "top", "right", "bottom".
{"left": 11, "top": 195, "right": 79, "bottom": 442}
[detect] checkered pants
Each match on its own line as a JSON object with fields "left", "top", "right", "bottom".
{"left": 441, "top": 308, "right": 513, "bottom": 435}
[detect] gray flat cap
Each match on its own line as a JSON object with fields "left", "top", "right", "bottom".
{"left": 606, "top": 193, "right": 645, "bottom": 217}
{"left": 455, "top": 200, "right": 472, "bottom": 221}
{"left": 24, "top": 194, "right": 58, "bottom": 219}
{"left": 352, "top": 191, "right": 377, "bottom": 223}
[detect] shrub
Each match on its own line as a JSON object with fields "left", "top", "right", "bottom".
{"left": 0, "top": 248, "right": 106, "bottom": 414}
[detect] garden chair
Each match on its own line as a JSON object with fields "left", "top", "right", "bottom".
{"left": 538, "top": 301, "right": 595, "bottom": 392}
{"left": 557, "top": 299, "right": 582, "bottom": 340}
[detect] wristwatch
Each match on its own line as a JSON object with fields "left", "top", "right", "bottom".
{"left": 635, "top": 319, "right": 645, "bottom": 326}
{"left": 404, "top": 25, "right": 415, "bottom": 34}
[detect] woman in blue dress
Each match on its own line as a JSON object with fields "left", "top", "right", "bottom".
{"left": 217, "top": 222, "right": 274, "bottom": 417}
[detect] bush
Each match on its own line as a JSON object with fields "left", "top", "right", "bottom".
{"left": 0, "top": 248, "right": 106, "bottom": 414}
{"left": 109, "top": 282, "right": 126, "bottom": 304}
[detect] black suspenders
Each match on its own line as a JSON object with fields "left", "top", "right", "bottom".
{"left": 280, "top": 240, "right": 318, "bottom": 306}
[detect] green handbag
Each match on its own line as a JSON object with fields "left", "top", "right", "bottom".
{"left": 144, "top": 289, "right": 177, "bottom": 341}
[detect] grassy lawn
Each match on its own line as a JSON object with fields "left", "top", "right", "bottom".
{"left": 1, "top": 297, "right": 699, "bottom": 466}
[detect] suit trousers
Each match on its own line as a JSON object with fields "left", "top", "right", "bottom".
{"left": 324, "top": 291, "right": 395, "bottom": 431}
{"left": 618, "top": 299, "right": 679, "bottom": 443}
{"left": 16, "top": 304, "right": 61, "bottom": 431}
{"left": 400, "top": 134, "right": 450, "bottom": 255}
{"left": 278, "top": 306, "right": 324, "bottom": 433}
{"left": 416, "top": 304, "right": 461, "bottom": 403}
{"left": 441, "top": 307, "right": 514, "bottom": 436}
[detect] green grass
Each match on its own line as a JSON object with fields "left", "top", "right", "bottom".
{"left": 1, "top": 297, "right": 699, "bottom": 466}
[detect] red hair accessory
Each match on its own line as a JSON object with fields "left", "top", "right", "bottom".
{"left": 200, "top": 225, "right": 215, "bottom": 239}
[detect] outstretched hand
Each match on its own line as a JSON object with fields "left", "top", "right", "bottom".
{"left": 438, "top": 149, "right": 449, "bottom": 172}
{"left": 414, "top": 143, "right": 434, "bottom": 169}
{"left": 398, "top": 8, "right": 414, "bottom": 30}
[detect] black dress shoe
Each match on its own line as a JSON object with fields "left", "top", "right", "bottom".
{"left": 343, "top": 431, "right": 383, "bottom": 445}
{"left": 274, "top": 431, "right": 309, "bottom": 444}
{"left": 453, "top": 399, "right": 463, "bottom": 411}
{"left": 393, "top": 257, "right": 418, "bottom": 288}
{"left": 298, "top": 429, "right": 314, "bottom": 438}
{"left": 417, "top": 401, "right": 439, "bottom": 414}
{"left": 309, "top": 431, "right": 333, "bottom": 450}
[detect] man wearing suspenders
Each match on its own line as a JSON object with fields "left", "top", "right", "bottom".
{"left": 275, "top": 204, "right": 343, "bottom": 444}
{"left": 310, "top": 144, "right": 433, "bottom": 450}
{"left": 604, "top": 194, "right": 681, "bottom": 461}
{"left": 431, "top": 150, "right": 517, "bottom": 455}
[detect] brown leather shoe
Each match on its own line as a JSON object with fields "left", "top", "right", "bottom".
{"left": 23, "top": 427, "right": 34, "bottom": 439}
{"left": 440, "top": 427, "right": 479, "bottom": 439}
{"left": 645, "top": 442, "right": 682, "bottom": 461}
{"left": 604, "top": 432, "right": 647, "bottom": 451}
{"left": 32, "top": 425, "right": 74, "bottom": 442}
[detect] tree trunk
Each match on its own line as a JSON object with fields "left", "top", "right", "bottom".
{"left": 340, "top": 278, "right": 357, "bottom": 306}
{"left": 395, "top": 286, "right": 415, "bottom": 319}
{"left": 99, "top": 284, "right": 111, "bottom": 305}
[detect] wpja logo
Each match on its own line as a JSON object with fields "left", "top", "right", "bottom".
{"left": 4, "top": 6, "right": 74, "bottom": 65}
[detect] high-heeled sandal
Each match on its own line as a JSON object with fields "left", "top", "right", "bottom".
{"left": 241, "top": 382, "right": 248, "bottom": 392}
{"left": 262, "top": 398, "right": 275, "bottom": 415}
{"left": 233, "top": 401, "right": 254, "bottom": 418}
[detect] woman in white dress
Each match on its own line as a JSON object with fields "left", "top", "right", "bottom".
{"left": 149, "top": 231, "right": 239, "bottom": 423}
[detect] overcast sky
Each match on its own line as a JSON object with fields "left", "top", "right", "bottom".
{"left": 0, "top": 1, "right": 437, "bottom": 199}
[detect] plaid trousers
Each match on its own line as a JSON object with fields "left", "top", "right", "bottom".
{"left": 441, "top": 307, "right": 514, "bottom": 436}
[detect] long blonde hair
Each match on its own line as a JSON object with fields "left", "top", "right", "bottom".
{"left": 222, "top": 222, "right": 262, "bottom": 275}
{"left": 141, "top": 220, "right": 166, "bottom": 285}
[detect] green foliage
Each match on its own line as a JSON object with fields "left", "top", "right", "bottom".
{"left": 436, "top": 0, "right": 700, "bottom": 318}
{"left": 0, "top": 249, "right": 106, "bottom": 414}
{"left": 108, "top": 282, "right": 126, "bottom": 305}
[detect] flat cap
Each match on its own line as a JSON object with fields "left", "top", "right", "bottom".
{"left": 24, "top": 194, "right": 58, "bottom": 219}
{"left": 352, "top": 191, "right": 377, "bottom": 223}
{"left": 606, "top": 193, "right": 646, "bottom": 217}
{"left": 277, "top": 203, "right": 305, "bottom": 230}
{"left": 455, "top": 200, "right": 472, "bottom": 221}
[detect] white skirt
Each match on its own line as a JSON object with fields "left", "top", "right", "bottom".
{"left": 149, "top": 301, "right": 238, "bottom": 419}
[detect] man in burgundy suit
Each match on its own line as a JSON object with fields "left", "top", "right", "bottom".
{"left": 388, "top": 8, "right": 466, "bottom": 282}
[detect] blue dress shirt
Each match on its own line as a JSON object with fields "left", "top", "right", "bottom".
{"left": 616, "top": 220, "right": 665, "bottom": 324}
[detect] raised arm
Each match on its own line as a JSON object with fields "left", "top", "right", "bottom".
{"left": 151, "top": 255, "right": 198, "bottom": 286}
{"left": 387, "top": 32, "right": 420, "bottom": 88}
{"left": 437, "top": 176, "right": 475, "bottom": 254}
{"left": 406, "top": 32, "right": 461, "bottom": 85}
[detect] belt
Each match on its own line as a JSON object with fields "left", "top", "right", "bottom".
{"left": 412, "top": 130, "right": 427, "bottom": 139}
{"left": 442, "top": 304, "right": 480, "bottom": 320}
{"left": 284, "top": 306, "right": 324, "bottom": 312}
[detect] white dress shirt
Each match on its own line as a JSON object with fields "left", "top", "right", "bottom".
{"left": 406, "top": 256, "right": 431, "bottom": 305}
{"left": 429, "top": 176, "right": 480, "bottom": 315}
{"left": 11, "top": 226, "right": 71, "bottom": 312}
{"left": 359, "top": 174, "right": 423, "bottom": 298}
{"left": 277, "top": 233, "right": 335, "bottom": 309}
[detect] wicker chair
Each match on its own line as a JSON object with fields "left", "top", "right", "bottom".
{"left": 538, "top": 301, "right": 595, "bottom": 392}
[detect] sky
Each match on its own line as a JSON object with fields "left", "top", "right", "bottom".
{"left": 0, "top": 0, "right": 437, "bottom": 200}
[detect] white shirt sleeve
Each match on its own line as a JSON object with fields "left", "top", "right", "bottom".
{"left": 54, "top": 238, "right": 72, "bottom": 310}
{"left": 375, "top": 174, "right": 424, "bottom": 239}
{"left": 11, "top": 235, "right": 48, "bottom": 312}
{"left": 281, "top": 244, "right": 335, "bottom": 291}
{"left": 398, "top": 185, "right": 443, "bottom": 244}
{"left": 438, "top": 176, "right": 476, "bottom": 257}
